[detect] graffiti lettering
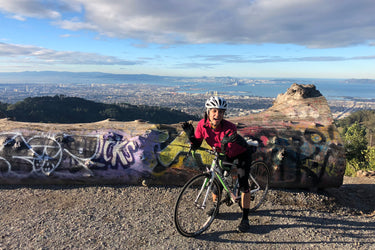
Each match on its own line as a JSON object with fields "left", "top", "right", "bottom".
{"left": 98, "top": 135, "right": 139, "bottom": 169}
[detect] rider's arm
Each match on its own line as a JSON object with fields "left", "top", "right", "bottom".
{"left": 221, "top": 123, "right": 248, "bottom": 158}
{"left": 225, "top": 138, "right": 247, "bottom": 158}
{"left": 192, "top": 120, "right": 204, "bottom": 148}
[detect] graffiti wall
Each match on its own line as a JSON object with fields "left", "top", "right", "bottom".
{"left": 0, "top": 129, "right": 179, "bottom": 184}
{"left": 237, "top": 121, "right": 346, "bottom": 188}
{"left": 0, "top": 121, "right": 345, "bottom": 188}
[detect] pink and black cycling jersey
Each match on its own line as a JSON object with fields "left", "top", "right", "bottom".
{"left": 194, "top": 118, "right": 247, "bottom": 158}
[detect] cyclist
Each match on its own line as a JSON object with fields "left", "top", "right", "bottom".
{"left": 182, "top": 96, "right": 252, "bottom": 233}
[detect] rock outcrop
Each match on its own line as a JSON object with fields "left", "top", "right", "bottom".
{"left": 0, "top": 83, "right": 346, "bottom": 188}
{"left": 231, "top": 83, "right": 345, "bottom": 188}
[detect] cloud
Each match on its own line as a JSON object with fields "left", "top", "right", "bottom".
{"left": 59, "top": 34, "right": 74, "bottom": 38}
{"left": 0, "top": 0, "right": 79, "bottom": 19}
{"left": 56, "top": 19, "right": 98, "bottom": 31}
{"left": 193, "top": 54, "right": 375, "bottom": 64}
{"left": 9, "top": 14, "right": 26, "bottom": 21}
{"left": 1, "top": 0, "right": 375, "bottom": 48}
{"left": 0, "top": 42, "right": 141, "bottom": 65}
{"left": 174, "top": 62, "right": 218, "bottom": 69}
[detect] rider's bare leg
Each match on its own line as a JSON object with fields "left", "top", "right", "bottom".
{"left": 241, "top": 192, "right": 251, "bottom": 209}
{"left": 212, "top": 193, "right": 218, "bottom": 202}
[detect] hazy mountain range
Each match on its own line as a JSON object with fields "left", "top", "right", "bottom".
{"left": 0, "top": 71, "right": 171, "bottom": 84}
{"left": 1, "top": 71, "right": 372, "bottom": 85}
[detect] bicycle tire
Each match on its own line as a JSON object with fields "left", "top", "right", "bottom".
{"left": 174, "top": 173, "right": 221, "bottom": 237}
{"left": 248, "top": 161, "right": 270, "bottom": 211}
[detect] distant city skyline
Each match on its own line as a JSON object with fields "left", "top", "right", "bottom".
{"left": 1, "top": 0, "right": 375, "bottom": 79}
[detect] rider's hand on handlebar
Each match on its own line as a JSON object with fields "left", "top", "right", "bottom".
{"left": 218, "top": 152, "right": 226, "bottom": 161}
{"left": 221, "top": 131, "right": 237, "bottom": 152}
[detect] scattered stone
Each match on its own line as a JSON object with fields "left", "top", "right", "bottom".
{"left": 0, "top": 176, "right": 373, "bottom": 249}
{"left": 356, "top": 170, "right": 375, "bottom": 178}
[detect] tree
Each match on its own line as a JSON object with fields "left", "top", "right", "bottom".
{"left": 364, "top": 147, "right": 375, "bottom": 170}
{"left": 344, "top": 122, "right": 367, "bottom": 162}
{"left": 336, "top": 109, "right": 375, "bottom": 146}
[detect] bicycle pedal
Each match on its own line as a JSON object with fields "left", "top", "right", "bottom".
{"left": 220, "top": 196, "right": 233, "bottom": 206}
{"left": 225, "top": 200, "right": 233, "bottom": 206}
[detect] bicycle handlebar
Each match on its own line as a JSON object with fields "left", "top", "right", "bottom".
{"left": 189, "top": 145, "right": 220, "bottom": 156}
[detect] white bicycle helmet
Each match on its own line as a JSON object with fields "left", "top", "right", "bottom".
{"left": 205, "top": 96, "right": 228, "bottom": 110}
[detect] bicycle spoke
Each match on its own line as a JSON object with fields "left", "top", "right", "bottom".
{"left": 174, "top": 173, "right": 221, "bottom": 237}
{"left": 248, "top": 161, "right": 270, "bottom": 211}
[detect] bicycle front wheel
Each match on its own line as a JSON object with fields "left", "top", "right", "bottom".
{"left": 249, "top": 161, "right": 270, "bottom": 211}
{"left": 174, "top": 173, "right": 221, "bottom": 237}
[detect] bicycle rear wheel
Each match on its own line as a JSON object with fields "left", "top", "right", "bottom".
{"left": 248, "top": 161, "right": 270, "bottom": 211}
{"left": 174, "top": 173, "right": 221, "bottom": 237}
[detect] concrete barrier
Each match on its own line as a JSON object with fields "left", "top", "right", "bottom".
{"left": 0, "top": 84, "right": 346, "bottom": 188}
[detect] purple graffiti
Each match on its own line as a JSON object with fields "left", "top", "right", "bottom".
{"left": 96, "top": 132, "right": 139, "bottom": 169}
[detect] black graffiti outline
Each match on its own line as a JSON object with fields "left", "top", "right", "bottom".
{"left": 240, "top": 126, "right": 336, "bottom": 188}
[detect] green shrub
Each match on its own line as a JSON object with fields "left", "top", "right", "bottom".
{"left": 344, "top": 122, "right": 367, "bottom": 162}
{"left": 345, "top": 159, "right": 365, "bottom": 176}
{"left": 345, "top": 147, "right": 375, "bottom": 176}
{"left": 363, "top": 146, "right": 375, "bottom": 171}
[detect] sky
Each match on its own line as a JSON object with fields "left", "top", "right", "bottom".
{"left": 0, "top": 0, "right": 375, "bottom": 79}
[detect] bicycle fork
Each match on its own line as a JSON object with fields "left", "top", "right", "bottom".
{"left": 194, "top": 171, "right": 215, "bottom": 210}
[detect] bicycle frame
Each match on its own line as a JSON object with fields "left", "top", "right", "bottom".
{"left": 214, "top": 161, "right": 239, "bottom": 204}
{"left": 193, "top": 147, "right": 241, "bottom": 209}
{"left": 192, "top": 145, "right": 267, "bottom": 208}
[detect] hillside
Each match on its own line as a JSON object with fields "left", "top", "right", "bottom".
{"left": 335, "top": 109, "right": 375, "bottom": 146}
{"left": 0, "top": 95, "right": 198, "bottom": 124}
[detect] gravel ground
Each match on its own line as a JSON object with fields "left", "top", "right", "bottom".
{"left": 0, "top": 177, "right": 374, "bottom": 249}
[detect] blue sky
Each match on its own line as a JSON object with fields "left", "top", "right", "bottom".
{"left": 0, "top": 0, "right": 375, "bottom": 79}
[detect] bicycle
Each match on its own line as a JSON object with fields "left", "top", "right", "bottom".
{"left": 174, "top": 145, "right": 270, "bottom": 237}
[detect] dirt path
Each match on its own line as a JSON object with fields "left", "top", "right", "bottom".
{"left": 0, "top": 177, "right": 374, "bottom": 249}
